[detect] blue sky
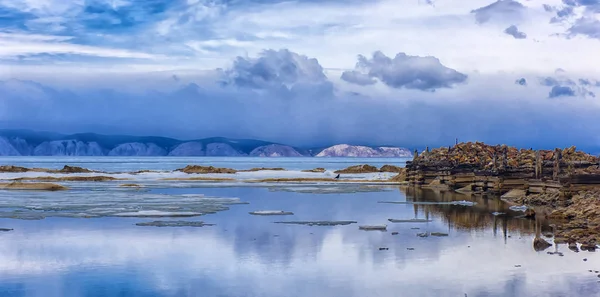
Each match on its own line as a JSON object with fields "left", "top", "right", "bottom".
{"left": 1, "top": 0, "right": 600, "bottom": 149}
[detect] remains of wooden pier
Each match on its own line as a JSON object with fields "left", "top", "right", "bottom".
{"left": 405, "top": 147, "right": 600, "bottom": 197}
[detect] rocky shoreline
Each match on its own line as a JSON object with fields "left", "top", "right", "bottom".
{"left": 398, "top": 142, "right": 600, "bottom": 250}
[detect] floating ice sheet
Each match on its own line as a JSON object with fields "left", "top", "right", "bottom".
{"left": 135, "top": 221, "right": 215, "bottom": 227}
{"left": 0, "top": 190, "right": 247, "bottom": 220}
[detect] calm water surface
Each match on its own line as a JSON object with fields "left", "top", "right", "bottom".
{"left": 0, "top": 158, "right": 599, "bottom": 297}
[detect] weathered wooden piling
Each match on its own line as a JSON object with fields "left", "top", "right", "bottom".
{"left": 535, "top": 150, "right": 541, "bottom": 179}
{"left": 553, "top": 148, "right": 562, "bottom": 181}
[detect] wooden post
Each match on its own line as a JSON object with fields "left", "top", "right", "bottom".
{"left": 501, "top": 147, "right": 508, "bottom": 170}
{"left": 553, "top": 148, "right": 561, "bottom": 181}
{"left": 455, "top": 138, "right": 458, "bottom": 146}
{"left": 535, "top": 150, "right": 541, "bottom": 179}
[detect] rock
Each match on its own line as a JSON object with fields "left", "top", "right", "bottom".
{"left": 359, "top": 225, "right": 387, "bottom": 231}
{"left": 249, "top": 210, "right": 294, "bottom": 216}
{"left": 380, "top": 165, "right": 404, "bottom": 173}
{"left": 120, "top": 184, "right": 143, "bottom": 188}
{"left": 241, "top": 167, "right": 286, "bottom": 172}
{"left": 524, "top": 208, "right": 536, "bottom": 219}
{"left": 501, "top": 189, "right": 526, "bottom": 200}
{"left": 0, "top": 228, "right": 13, "bottom": 232}
{"left": 0, "top": 165, "right": 29, "bottom": 172}
{"left": 57, "top": 165, "right": 93, "bottom": 173}
{"left": 378, "top": 247, "right": 389, "bottom": 251}
{"left": 334, "top": 164, "right": 379, "bottom": 174}
{"left": 388, "top": 169, "right": 407, "bottom": 182}
{"left": 417, "top": 232, "right": 429, "bottom": 237}
{"left": 388, "top": 219, "right": 432, "bottom": 223}
{"left": 301, "top": 168, "right": 326, "bottom": 173}
{"left": 391, "top": 232, "right": 399, "bottom": 235}
{"left": 177, "top": 165, "right": 237, "bottom": 174}
{"left": 0, "top": 182, "right": 68, "bottom": 191}
{"left": 407, "top": 248, "right": 415, "bottom": 250}
{"left": 533, "top": 237, "right": 553, "bottom": 251}
{"left": 569, "top": 241, "right": 580, "bottom": 252}
{"left": 430, "top": 232, "right": 449, "bottom": 237}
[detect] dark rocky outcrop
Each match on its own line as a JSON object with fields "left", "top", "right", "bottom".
{"left": 177, "top": 165, "right": 237, "bottom": 174}
{"left": 400, "top": 142, "right": 600, "bottom": 248}
{"left": 335, "top": 164, "right": 380, "bottom": 174}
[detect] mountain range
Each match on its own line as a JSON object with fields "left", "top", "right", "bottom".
{"left": 0, "top": 130, "right": 412, "bottom": 157}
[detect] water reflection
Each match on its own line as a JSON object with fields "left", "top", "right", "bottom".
{"left": 0, "top": 186, "right": 598, "bottom": 297}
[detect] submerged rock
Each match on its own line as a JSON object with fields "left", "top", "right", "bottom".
{"left": 0, "top": 182, "right": 68, "bottom": 191}
{"left": 119, "top": 183, "right": 143, "bottom": 188}
{"left": 430, "top": 232, "right": 449, "bottom": 237}
{"left": 249, "top": 210, "right": 294, "bottom": 216}
{"left": 177, "top": 165, "right": 237, "bottom": 174}
{"left": 417, "top": 232, "right": 449, "bottom": 237}
{"left": 533, "top": 237, "right": 553, "bottom": 251}
{"left": 301, "top": 168, "right": 326, "bottom": 173}
{"left": 0, "top": 165, "right": 29, "bottom": 173}
{"left": 0, "top": 228, "right": 13, "bottom": 232}
{"left": 359, "top": 225, "right": 387, "bottom": 231}
{"left": 135, "top": 221, "right": 214, "bottom": 227}
{"left": 388, "top": 219, "right": 432, "bottom": 223}
{"left": 274, "top": 221, "right": 357, "bottom": 226}
{"left": 240, "top": 167, "right": 286, "bottom": 172}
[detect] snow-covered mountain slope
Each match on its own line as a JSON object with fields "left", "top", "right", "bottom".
{"left": 315, "top": 144, "right": 412, "bottom": 157}
{"left": 249, "top": 144, "right": 304, "bottom": 157}
{"left": 168, "top": 142, "right": 204, "bottom": 156}
{"left": 33, "top": 140, "right": 105, "bottom": 156}
{"left": 0, "top": 129, "right": 411, "bottom": 157}
{"left": 108, "top": 143, "right": 167, "bottom": 156}
{"left": 205, "top": 143, "right": 246, "bottom": 156}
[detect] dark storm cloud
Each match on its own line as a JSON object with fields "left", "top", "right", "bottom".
{"left": 341, "top": 51, "right": 468, "bottom": 91}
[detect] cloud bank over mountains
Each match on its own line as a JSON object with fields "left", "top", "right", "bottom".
{"left": 1, "top": 0, "right": 600, "bottom": 150}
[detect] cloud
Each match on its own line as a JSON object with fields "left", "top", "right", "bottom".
{"left": 219, "top": 49, "right": 334, "bottom": 98}
{"left": 549, "top": 6, "right": 575, "bottom": 23}
{"left": 539, "top": 71, "right": 597, "bottom": 98}
{"left": 562, "top": 0, "right": 600, "bottom": 13}
{"left": 340, "top": 71, "right": 376, "bottom": 86}
{"left": 341, "top": 51, "right": 467, "bottom": 91}
{"left": 504, "top": 25, "right": 527, "bottom": 39}
{"left": 471, "top": 0, "right": 526, "bottom": 24}
{"left": 568, "top": 17, "right": 600, "bottom": 39}
{"left": 549, "top": 85, "right": 576, "bottom": 98}
{"left": 515, "top": 78, "right": 527, "bottom": 86}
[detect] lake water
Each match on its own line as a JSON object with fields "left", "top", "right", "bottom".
{"left": 0, "top": 157, "right": 599, "bottom": 297}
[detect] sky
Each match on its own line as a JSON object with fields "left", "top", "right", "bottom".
{"left": 0, "top": 0, "right": 600, "bottom": 149}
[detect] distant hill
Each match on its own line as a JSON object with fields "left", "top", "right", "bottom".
{"left": 0, "top": 129, "right": 412, "bottom": 157}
